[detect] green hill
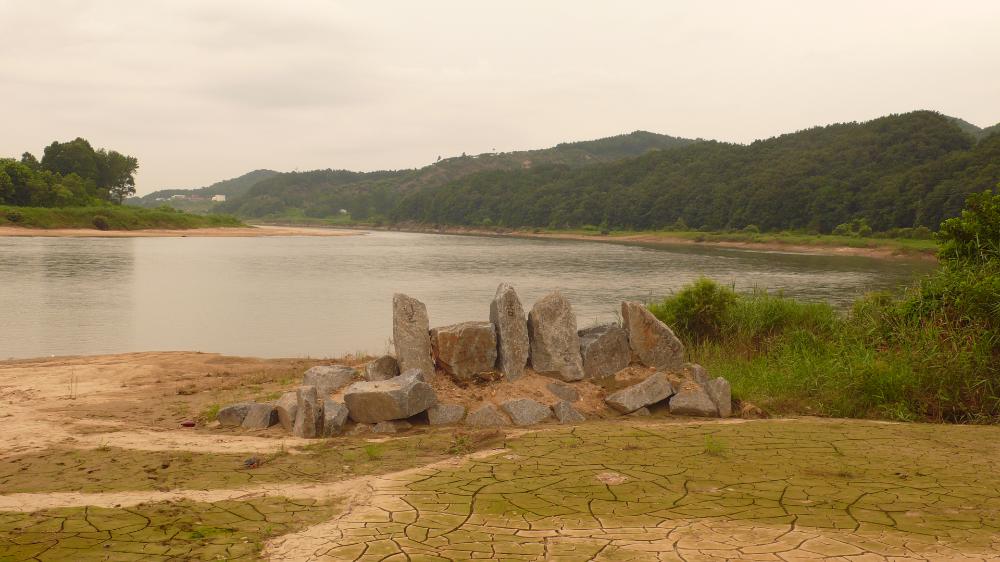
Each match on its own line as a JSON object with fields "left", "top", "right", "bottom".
{"left": 129, "top": 169, "right": 279, "bottom": 212}
{"left": 215, "top": 131, "right": 695, "bottom": 219}
{"left": 391, "top": 111, "right": 1000, "bottom": 232}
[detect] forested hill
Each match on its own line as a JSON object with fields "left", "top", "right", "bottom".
{"left": 215, "top": 131, "right": 695, "bottom": 219}
{"left": 391, "top": 111, "right": 1000, "bottom": 232}
{"left": 131, "top": 169, "right": 279, "bottom": 206}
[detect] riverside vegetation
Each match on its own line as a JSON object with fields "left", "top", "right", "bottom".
{"left": 650, "top": 189, "right": 1000, "bottom": 422}
{"left": 1, "top": 137, "right": 242, "bottom": 230}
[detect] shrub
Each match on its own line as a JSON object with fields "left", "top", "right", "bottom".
{"left": 649, "top": 278, "right": 736, "bottom": 342}
{"left": 742, "top": 224, "right": 760, "bottom": 234}
{"left": 5, "top": 209, "right": 23, "bottom": 223}
{"left": 92, "top": 215, "right": 110, "bottom": 230}
{"left": 937, "top": 189, "right": 1000, "bottom": 265}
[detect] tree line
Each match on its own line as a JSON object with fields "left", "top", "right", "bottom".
{"left": 1, "top": 138, "right": 139, "bottom": 207}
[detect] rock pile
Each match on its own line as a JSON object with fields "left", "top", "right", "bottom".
{"left": 216, "top": 283, "right": 734, "bottom": 437}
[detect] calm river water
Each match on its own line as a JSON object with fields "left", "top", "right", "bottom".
{"left": 0, "top": 231, "right": 933, "bottom": 359}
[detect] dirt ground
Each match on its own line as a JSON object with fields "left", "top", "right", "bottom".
{"left": 2, "top": 352, "right": 999, "bottom": 561}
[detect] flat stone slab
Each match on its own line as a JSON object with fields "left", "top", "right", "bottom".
{"left": 546, "top": 380, "right": 580, "bottom": 402}
{"left": 527, "top": 292, "right": 584, "bottom": 381}
{"left": 430, "top": 321, "right": 497, "bottom": 381}
{"left": 302, "top": 365, "right": 357, "bottom": 396}
{"left": 621, "top": 301, "right": 685, "bottom": 371}
{"left": 465, "top": 403, "right": 511, "bottom": 427}
{"left": 553, "top": 400, "right": 586, "bottom": 423}
{"left": 605, "top": 372, "right": 674, "bottom": 413}
{"left": 579, "top": 323, "right": 630, "bottom": 379}
{"left": 500, "top": 398, "right": 552, "bottom": 426}
{"left": 427, "top": 403, "right": 466, "bottom": 425}
{"left": 707, "top": 376, "right": 732, "bottom": 418}
{"left": 343, "top": 372, "right": 437, "bottom": 423}
{"left": 490, "top": 282, "right": 529, "bottom": 381}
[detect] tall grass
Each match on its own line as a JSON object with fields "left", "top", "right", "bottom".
{"left": 650, "top": 274, "right": 999, "bottom": 422}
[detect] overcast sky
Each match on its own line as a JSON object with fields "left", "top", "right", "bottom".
{"left": 3, "top": 1, "right": 998, "bottom": 194}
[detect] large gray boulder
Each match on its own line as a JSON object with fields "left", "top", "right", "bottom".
{"left": 685, "top": 363, "right": 710, "bottom": 386}
{"left": 527, "top": 292, "right": 584, "bottom": 382}
{"left": 430, "top": 321, "right": 497, "bottom": 381}
{"left": 217, "top": 403, "right": 252, "bottom": 427}
{"left": 364, "top": 355, "right": 400, "bottom": 381}
{"left": 621, "top": 301, "right": 685, "bottom": 371}
{"left": 392, "top": 293, "right": 435, "bottom": 377}
{"left": 605, "top": 372, "right": 674, "bottom": 413}
{"left": 579, "top": 324, "right": 630, "bottom": 379}
{"left": 500, "top": 398, "right": 552, "bottom": 426}
{"left": 303, "top": 365, "right": 357, "bottom": 397}
{"left": 553, "top": 400, "right": 586, "bottom": 424}
{"left": 322, "top": 399, "right": 350, "bottom": 436}
{"left": 465, "top": 403, "right": 511, "bottom": 427}
{"left": 490, "top": 282, "right": 530, "bottom": 381}
{"left": 292, "top": 385, "right": 322, "bottom": 438}
{"left": 546, "top": 380, "right": 580, "bottom": 402}
{"left": 343, "top": 372, "right": 437, "bottom": 423}
{"left": 427, "top": 403, "right": 466, "bottom": 425}
{"left": 275, "top": 391, "right": 298, "bottom": 432}
{"left": 241, "top": 403, "right": 278, "bottom": 429}
{"left": 669, "top": 385, "right": 719, "bottom": 417}
{"left": 707, "top": 377, "right": 732, "bottom": 418}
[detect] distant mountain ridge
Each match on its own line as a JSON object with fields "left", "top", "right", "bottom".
{"left": 131, "top": 169, "right": 279, "bottom": 207}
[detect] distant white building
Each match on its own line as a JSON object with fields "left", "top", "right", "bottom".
{"left": 211, "top": 194, "right": 226, "bottom": 202}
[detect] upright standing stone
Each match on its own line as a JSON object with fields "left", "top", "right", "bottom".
{"left": 490, "top": 282, "right": 529, "bottom": 381}
{"left": 706, "top": 377, "right": 732, "bottom": 418}
{"left": 527, "top": 292, "right": 584, "bottom": 381}
{"left": 275, "top": 391, "right": 298, "bottom": 432}
{"left": 393, "top": 293, "right": 435, "bottom": 377}
{"left": 578, "top": 324, "right": 630, "bottom": 379}
{"left": 430, "top": 321, "right": 497, "bottom": 381}
{"left": 621, "top": 301, "right": 685, "bottom": 371}
{"left": 365, "top": 355, "right": 400, "bottom": 381}
{"left": 292, "top": 385, "right": 322, "bottom": 438}
{"left": 322, "top": 399, "right": 350, "bottom": 436}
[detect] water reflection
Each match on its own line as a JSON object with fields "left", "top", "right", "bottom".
{"left": 0, "top": 232, "right": 933, "bottom": 359}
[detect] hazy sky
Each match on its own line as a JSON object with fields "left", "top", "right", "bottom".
{"left": 3, "top": 1, "right": 999, "bottom": 194}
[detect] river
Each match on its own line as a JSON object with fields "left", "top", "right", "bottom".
{"left": 0, "top": 231, "right": 933, "bottom": 359}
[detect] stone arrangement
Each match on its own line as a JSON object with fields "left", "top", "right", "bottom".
{"left": 216, "top": 283, "right": 733, "bottom": 437}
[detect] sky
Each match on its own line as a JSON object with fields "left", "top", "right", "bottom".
{"left": 3, "top": 1, "right": 999, "bottom": 195}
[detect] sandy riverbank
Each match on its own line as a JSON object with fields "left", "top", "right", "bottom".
{"left": 0, "top": 225, "right": 363, "bottom": 238}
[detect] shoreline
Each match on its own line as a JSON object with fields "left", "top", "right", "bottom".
{"left": 0, "top": 224, "right": 363, "bottom": 238}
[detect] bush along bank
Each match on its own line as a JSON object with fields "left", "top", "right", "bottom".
{"left": 0, "top": 205, "right": 244, "bottom": 230}
{"left": 651, "top": 189, "right": 1000, "bottom": 423}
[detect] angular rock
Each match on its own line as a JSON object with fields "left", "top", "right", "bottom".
{"left": 303, "top": 365, "right": 358, "bottom": 397}
{"left": 398, "top": 368, "right": 428, "bottom": 382}
{"left": 579, "top": 323, "right": 630, "bottom": 379}
{"left": 217, "top": 403, "right": 252, "bottom": 427}
{"left": 430, "top": 321, "right": 497, "bottom": 381}
{"left": 275, "top": 391, "right": 298, "bottom": 432}
{"left": 373, "top": 420, "right": 403, "bottom": 434}
{"left": 605, "top": 372, "right": 674, "bottom": 413}
{"left": 669, "top": 385, "right": 719, "bottom": 417}
{"left": 322, "top": 399, "right": 350, "bottom": 436}
{"left": 427, "top": 403, "right": 466, "bottom": 425}
{"left": 343, "top": 373, "right": 437, "bottom": 423}
{"left": 546, "top": 380, "right": 580, "bottom": 402}
{"left": 627, "top": 407, "right": 651, "bottom": 417}
{"left": 501, "top": 398, "right": 553, "bottom": 426}
{"left": 365, "top": 355, "right": 400, "bottom": 381}
{"left": 527, "top": 292, "right": 584, "bottom": 381}
{"left": 465, "top": 403, "right": 511, "bottom": 427}
{"left": 621, "top": 301, "right": 685, "bottom": 371}
{"left": 349, "top": 423, "right": 372, "bottom": 435}
{"left": 393, "top": 293, "right": 435, "bottom": 377}
{"left": 490, "top": 282, "right": 530, "bottom": 381}
{"left": 292, "top": 385, "right": 323, "bottom": 438}
{"left": 685, "top": 363, "right": 710, "bottom": 386}
{"left": 553, "top": 400, "right": 586, "bottom": 424}
{"left": 241, "top": 403, "right": 278, "bottom": 429}
{"left": 707, "top": 377, "right": 732, "bottom": 418}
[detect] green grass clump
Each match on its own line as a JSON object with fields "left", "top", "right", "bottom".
{"left": 0, "top": 204, "right": 244, "bottom": 230}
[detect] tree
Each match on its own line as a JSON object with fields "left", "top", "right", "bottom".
{"left": 937, "top": 188, "right": 1000, "bottom": 264}
{"left": 102, "top": 150, "right": 139, "bottom": 203}
{"left": 41, "top": 138, "right": 100, "bottom": 184}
